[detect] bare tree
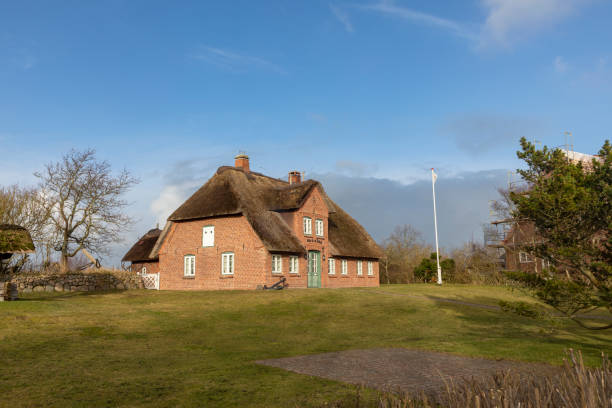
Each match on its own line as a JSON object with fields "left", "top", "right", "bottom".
{"left": 0, "top": 185, "right": 48, "bottom": 241}
{"left": 450, "top": 242, "right": 504, "bottom": 284}
{"left": 382, "top": 225, "right": 432, "bottom": 283}
{"left": 0, "top": 185, "right": 50, "bottom": 272}
{"left": 35, "top": 149, "right": 138, "bottom": 272}
{"left": 490, "top": 187, "right": 514, "bottom": 220}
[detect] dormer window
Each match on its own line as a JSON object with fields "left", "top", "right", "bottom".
{"left": 315, "top": 219, "right": 324, "bottom": 237}
{"left": 303, "top": 217, "right": 312, "bottom": 235}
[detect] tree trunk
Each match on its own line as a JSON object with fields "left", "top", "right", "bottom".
{"left": 60, "top": 252, "right": 69, "bottom": 273}
{"left": 385, "top": 261, "right": 390, "bottom": 284}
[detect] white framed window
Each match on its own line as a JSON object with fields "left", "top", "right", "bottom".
{"left": 315, "top": 219, "right": 324, "bottom": 236}
{"left": 357, "top": 261, "right": 363, "bottom": 276}
{"left": 367, "top": 261, "right": 374, "bottom": 276}
{"left": 341, "top": 259, "right": 348, "bottom": 275}
{"left": 289, "top": 256, "right": 299, "bottom": 274}
{"left": 202, "top": 226, "right": 215, "bottom": 247}
{"left": 272, "top": 255, "right": 282, "bottom": 274}
{"left": 328, "top": 258, "right": 335, "bottom": 275}
{"left": 184, "top": 255, "right": 195, "bottom": 277}
{"left": 221, "top": 252, "right": 234, "bottom": 275}
{"left": 141, "top": 266, "right": 147, "bottom": 274}
{"left": 303, "top": 217, "right": 312, "bottom": 235}
{"left": 519, "top": 252, "right": 532, "bottom": 263}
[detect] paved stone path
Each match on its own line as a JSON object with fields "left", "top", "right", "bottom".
{"left": 257, "top": 348, "right": 558, "bottom": 394}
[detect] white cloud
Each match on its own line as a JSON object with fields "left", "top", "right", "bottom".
{"left": 578, "top": 55, "right": 612, "bottom": 88}
{"left": 479, "top": 0, "right": 582, "bottom": 48}
{"left": 191, "top": 46, "right": 286, "bottom": 74}
{"left": 355, "top": 0, "right": 590, "bottom": 49}
{"left": 442, "top": 113, "right": 545, "bottom": 155}
{"left": 150, "top": 183, "right": 197, "bottom": 224}
{"left": 330, "top": 4, "right": 354, "bottom": 33}
{"left": 554, "top": 56, "right": 569, "bottom": 73}
{"left": 308, "top": 112, "right": 328, "bottom": 123}
{"left": 335, "top": 160, "right": 378, "bottom": 177}
{"left": 359, "top": 0, "right": 476, "bottom": 41}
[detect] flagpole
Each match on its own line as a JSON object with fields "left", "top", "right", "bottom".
{"left": 431, "top": 168, "right": 442, "bottom": 285}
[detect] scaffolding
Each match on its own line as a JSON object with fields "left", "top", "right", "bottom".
{"left": 485, "top": 132, "right": 581, "bottom": 272}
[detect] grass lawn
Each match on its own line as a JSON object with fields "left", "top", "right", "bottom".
{"left": 1, "top": 284, "right": 610, "bottom": 407}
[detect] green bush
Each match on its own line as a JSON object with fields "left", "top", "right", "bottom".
{"left": 498, "top": 300, "right": 543, "bottom": 318}
{"left": 413, "top": 253, "right": 455, "bottom": 283}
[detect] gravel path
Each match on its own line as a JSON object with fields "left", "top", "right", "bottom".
{"left": 257, "top": 348, "right": 558, "bottom": 395}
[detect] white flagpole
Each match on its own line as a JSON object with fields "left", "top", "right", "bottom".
{"left": 431, "top": 168, "right": 442, "bottom": 285}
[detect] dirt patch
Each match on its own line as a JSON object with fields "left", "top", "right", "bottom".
{"left": 257, "top": 348, "right": 558, "bottom": 394}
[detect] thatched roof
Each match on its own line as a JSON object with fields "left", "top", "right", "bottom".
{"left": 0, "top": 224, "right": 35, "bottom": 254}
{"left": 121, "top": 228, "right": 162, "bottom": 262}
{"left": 166, "top": 166, "right": 382, "bottom": 258}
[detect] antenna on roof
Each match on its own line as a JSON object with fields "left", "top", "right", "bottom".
{"left": 564, "top": 131, "right": 574, "bottom": 161}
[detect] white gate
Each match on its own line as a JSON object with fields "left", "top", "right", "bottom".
{"left": 141, "top": 272, "right": 160, "bottom": 290}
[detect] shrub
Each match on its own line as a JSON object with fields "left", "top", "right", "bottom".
{"left": 498, "top": 300, "right": 544, "bottom": 318}
{"left": 413, "top": 253, "right": 455, "bottom": 283}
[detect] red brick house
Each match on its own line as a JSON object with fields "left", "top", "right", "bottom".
{"left": 123, "top": 155, "right": 382, "bottom": 290}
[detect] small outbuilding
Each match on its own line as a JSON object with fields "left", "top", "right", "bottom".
{"left": 0, "top": 224, "right": 35, "bottom": 262}
{"left": 121, "top": 228, "right": 162, "bottom": 274}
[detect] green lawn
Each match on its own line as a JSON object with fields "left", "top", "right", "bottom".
{"left": 1, "top": 284, "right": 610, "bottom": 407}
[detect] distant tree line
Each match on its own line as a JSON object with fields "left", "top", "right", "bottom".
{"left": 379, "top": 224, "right": 504, "bottom": 285}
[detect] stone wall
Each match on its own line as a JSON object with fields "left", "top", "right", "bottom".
{"left": 6, "top": 270, "right": 144, "bottom": 293}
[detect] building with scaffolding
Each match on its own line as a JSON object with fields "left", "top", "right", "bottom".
{"left": 485, "top": 138, "right": 600, "bottom": 273}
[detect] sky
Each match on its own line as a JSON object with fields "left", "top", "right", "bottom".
{"left": 1, "top": 0, "right": 611, "bottom": 265}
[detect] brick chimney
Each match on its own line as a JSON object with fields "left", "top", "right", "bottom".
{"left": 288, "top": 171, "right": 301, "bottom": 185}
{"left": 234, "top": 154, "right": 250, "bottom": 172}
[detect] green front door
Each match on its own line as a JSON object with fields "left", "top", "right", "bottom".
{"left": 307, "top": 251, "right": 321, "bottom": 288}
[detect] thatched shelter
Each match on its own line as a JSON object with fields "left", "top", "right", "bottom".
{"left": 122, "top": 228, "right": 161, "bottom": 264}
{"left": 0, "top": 224, "right": 35, "bottom": 260}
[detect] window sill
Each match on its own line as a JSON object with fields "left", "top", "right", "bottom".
{"left": 368, "top": 275, "right": 376, "bottom": 278}
{"left": 328, "top": 274, "right": 337, "bottom": 278}
{"left": 183, "top": 276, "right": 195, "bottom": 279}
{"left": 220, "top": 275, "right": 234, "bottom": 279}
{"left": 341, "top": 275, "right": 350, "bottom": 278}
{"left": 289, "top": 273, "right": 300, "bottom": 276}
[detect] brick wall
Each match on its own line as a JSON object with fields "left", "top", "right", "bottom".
{"left": 505, "top": 248, "right": 542, "bottom": 273}
{"left": 325, "top": 258, "right": 379, "bottom": 288}
{"left": 130, "top": 261, "right": 159, "bottom": 274}
{"left": 158, "top": 215, "right": 269, "bottom": 290}
{"left": 271, "top": 187, "right": 379, "bottom": 289}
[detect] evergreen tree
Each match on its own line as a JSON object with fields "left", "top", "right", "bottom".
{"left": 507, "top": 138, "right": 611, "bottom": 329}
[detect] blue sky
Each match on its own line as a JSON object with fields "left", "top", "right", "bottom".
{"left": 1, "top": 0, "right": 611, "bottom": 264}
